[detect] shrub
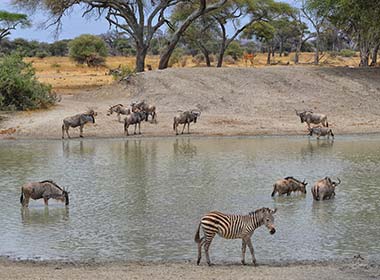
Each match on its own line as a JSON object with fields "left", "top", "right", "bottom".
{"left": 340, "top": 49, "right": 356, "bottom": 57}
{"left": 69, "top": 34, "right": 108, "bottom": 67}
{"left": 168, "top": 48, "right": 184, "bottom": 67}
{"left": 223, "top": 55, "right": 236, "bottom": 64}
{"left": 192, "top": 53, "right": 205, "bottom": 65}
{"left": 226, "top": 41, "right": 243, "bottom": 60}
{"left": 0, "top": 54, "right": 56, "bottom": 110}
{"left": 36, "top": 51, "right": 49, "bottom": 59}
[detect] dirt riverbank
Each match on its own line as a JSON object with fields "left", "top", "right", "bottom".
{"left": 1, "top": 66, "right": 380, "bottom": 139}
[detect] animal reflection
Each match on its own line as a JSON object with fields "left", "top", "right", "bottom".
{"left": 21, "top": 207, "right": 69, "bottom": 225}
{"left": 173, "top": 139, "right": 197, "bottom": 156}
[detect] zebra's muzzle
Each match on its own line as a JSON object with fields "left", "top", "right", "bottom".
{"left": 270, "top": 228, "right": 276, "bottom": 235}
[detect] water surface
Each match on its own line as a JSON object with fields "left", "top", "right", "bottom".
{"left": 1, "top": 136, "right": 380, "bottom": 263}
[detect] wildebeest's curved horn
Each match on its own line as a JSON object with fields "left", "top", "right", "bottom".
{"left": 295, "top": 109, "right": 300, "bottom": 116}
{"left": 335, "top": 177, "right": 341, "bottom": 186}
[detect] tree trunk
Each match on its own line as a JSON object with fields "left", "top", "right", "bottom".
{"left": 271, "top": 47, "right": 275, "bottom": 57}
{"left": 294, "top": 51, "right": 300, "bottom": 64}
{"left": 359, "top": 36, "right": 370, "bottom": 67}
{"left": 279, "top": 40, "right": 283, "bottom": 57}
{"left": 314, "top": 34, "right": 320, "bottom": 65}
{"left": 198, "top": 44, "right": 211, "bottom": 67}
{"left": 267, "top": 47, "right": 271, "bottom": 65}
{"left": 135, "top": 45, "right": 148, "bottom": 72}
{"left": 217, "top": 37, "right": 226, "bottom": 68}
{"left": 370, "top": 43, "right": 379, "bottom": 66}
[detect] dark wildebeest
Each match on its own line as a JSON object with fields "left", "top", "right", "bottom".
{"left": 124, "top": 111, "right": 147, "bottom": 136}
{"left": 173, "top": 110, "right": 201, "bottom": 135}
{"left": 131, "top": 100, "right": 156, "bottom": 122}
{"left": 295, "top": 110, "right": 328, "bottom": 128}
{"left": 308, "top": 126, "right": 334, "bottom": 139}
{"left": 194, "top": 208, "right": 277, "bottom": 266}
{"left": 62, "top": 109, "right": 97, "bottom": 139}
{"left": 107, "top": 104, "right": 131, "bottom": 122}
{"left": 20, "top": 180, "right": 69, "bottom": 207}
{"left": 311, "top": 177, "right": 341, "bottom": 201}
{"left": 271, "top": 177, "right": 307, "bottom": 197}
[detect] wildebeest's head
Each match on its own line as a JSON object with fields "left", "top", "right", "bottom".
{"left": 260, "top": 208, "right": 277, "bottom": 235}
{"left": 300, "top": 179, "right": 308, "bottom": 194}
{"left": 191, "top": 110, "right": 201, "bottom": 123}
{"left": 331, "top": 177, "right": 341, "bottom": 187}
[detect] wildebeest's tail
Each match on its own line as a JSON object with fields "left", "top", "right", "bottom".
{"left": 271, "top": 184, "right": 276, "bottom": 197}
{"left": 311, "top": 186, "right": 319, "bottom": 201}
{"left": 20, "top": 189, "right": 24, "bottom": 204}
{"left": 194, "top": 222, "right": 202, "bottom": 243}
{"left": 173, "top": 118, "right": 176, "bottom": 131}
{"left": 326, "top": 122, "right": 329, "bottom": 127}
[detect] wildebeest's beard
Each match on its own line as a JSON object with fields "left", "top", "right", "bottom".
{"left": 194, "top": 117, "right": 197, "bottom": 123}
{"left": 91, "top": 115, "right": 95, "bottom": 124}
{"left": 63, "top": 191, "right": 69, "bottom": 205}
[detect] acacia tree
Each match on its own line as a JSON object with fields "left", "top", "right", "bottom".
{"left": 309, "top": 0, "right": 380, "bottom": 67}
{"left": 13, "top": 0, "right": 226, "bottom": 72}
{"left": 0, "top": 10, "right": 30, "bottom": 42}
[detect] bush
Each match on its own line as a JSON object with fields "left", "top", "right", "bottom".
{"left": 226, "top": 41, "right": 243, "bottom": 60}
{"left": 168, "top": 48, "right": 184, "bottom": 67}
{"left": 223, "top": 55, "right": 236, "bottom": 64}
{"left": 69, "top": 34, "right": 107, "bottom": 67}
{"left": 0, "top": 54, "right": 56, "bottom": 110}
{"left": 340, "top": 49, "right": 356, "bottom": 57}
{"left": 192, "top": 53, "right": 205, "bottom": 65}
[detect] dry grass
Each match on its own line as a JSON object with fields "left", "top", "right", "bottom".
{"left": 25, "top": 52, "right": 360, "bottom": 93}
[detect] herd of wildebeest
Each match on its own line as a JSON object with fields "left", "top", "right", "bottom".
{"left": 19, "top": 101, "right": 340, "bottom": 266}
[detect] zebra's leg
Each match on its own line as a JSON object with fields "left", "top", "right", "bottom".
{"left": 197, "top": 237, "right": 204, "bottom": 265}
{"left": 241, "top": 239, "right": 247, "bottom": 265}
{"left": 79, "top": 125, "right": 84, "bottom": 138}
{"left": 246, "top": 238, "right": 256, "bottom": 265}
{"left": 204, "top": 234, "right": 216, "bottom": 266}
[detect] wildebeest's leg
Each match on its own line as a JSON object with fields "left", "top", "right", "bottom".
{"left": 79, "top": 125, "right": 84, "bottom": 138}
{"left": 187, "top": 123, "right": 190, "bottom": 134}
{"left": 62, "top": 124, "right": 65, "bottom": 139}
{"left": 241, "top": 239, "right": 247, "bottom": 265}
{"left": 271, "top": 185, "right": 277, "bottom": 197}
{"left": 138, "top": 122, "right": 141, "bottom": 134}
{"left": 181, "top": 123, "right": 186, "bottom": 134}
{"left": 134, "top": 123, "right": 137, "bottom": 135}
{"left": 43, "top": 197, "right": 49, "bottom": 206}
{"left": 65, "top": 126, "right": 71, "bottom": 139}
{"left": 117, "top": 113, "right": 121, "bottom": 122}
{"left": 204, "top": 233, "right": 216, "bottom": 266}
{"left": 125, "top": 124, "right": 129, "bottom": 136}
{"left": 246, "top": 238, "right": 256, "bottom": 265}
{"left": 23, "top": 195, "right": 30, "bottom": 207}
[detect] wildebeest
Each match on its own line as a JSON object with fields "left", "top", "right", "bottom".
{"left": 20, "top": 180, "right": 69, "bottom": 207}
{"left": 173, "top": 110, "right": 201, "bottom": 135}
{"left": 308, "top": 126, "right": 334, "bottom": 139}
{"left": 62, "top": 109, "right": 97, "bottom": 139}
{"left": 271, "top": 177, "right": 307, "bottom": 197}
{"left": 295, "top": 110, "right": 328, "bottom": 128}
{"left": 124, "top": 111, "right": 147, "bottom": 136}
{"left": 131, "top": 100, "right": 156, "bottom": 122}
{"left": 107, "top": 104, "right": 130, "bottom": 122}
{"left": 311, "top": 177, "right": 341, "bottom": 201}
{"left": 194, "top": 208, "right": 277, "bottom": 266}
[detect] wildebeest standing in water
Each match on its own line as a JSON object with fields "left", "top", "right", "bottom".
{"left": 308, "top": 126, "right": 334, "bottom": 139}
{"left": 62, "top": 109, "right": 97, "bottom": 139}
{"left": 271, "top": 177, "right": 307, "bottom": 197}
{"left": 295, "top": 110, "right": 328, "bottom": 128}
{"left": 311, "top": 177, "right": 341, "bottom": 201}
{"left": 20, "top": 180, "right": 69, "bottom": 207}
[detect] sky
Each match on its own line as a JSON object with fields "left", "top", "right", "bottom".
{"left": 2, "top": 0, "right": 297, "bottom": 43}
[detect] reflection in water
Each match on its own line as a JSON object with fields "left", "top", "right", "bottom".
{"left": 1, "top": 136, "right": 380, "bottom": 262}
{"left": 21, "top": 207, "right": 69, "bottom": 225}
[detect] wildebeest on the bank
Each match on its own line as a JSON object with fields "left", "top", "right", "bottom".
{"left": 271, "top": 177, "right": 307, "bottom": 197}
{"left": 62, "top": 109, "right": 97, "bottom": 139}
{"left": 131, "top": 100, "right": 156, "bottom": 122}
{"left": 308, "top": 126, "right": 334, "bottom": 139}
{"left": 124, "top": 110, "right": 147, "bottom": 136}
{"left": 173, "top": 110, "right": 201, "bottom": 135}
{"left": 107, "top": 104, "right": 130, "bottom": 122}
{"left": 20, "top": 180, "right": 69, "bottom": 207}
{"left": 295, "top": 110, "right": 328, "bottom": 128}
{"left": 194, "top": 208, "right": 277, "bottom": 266}
{"left": 311, "top": 177, "right": 341, "bottom": 201}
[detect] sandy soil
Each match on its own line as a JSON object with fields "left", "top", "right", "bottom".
{"left": 0, "top": 259, "right": 379, "bottom": 280}
{"left": 1, "top": 66, "right": 380, "bottom": 139}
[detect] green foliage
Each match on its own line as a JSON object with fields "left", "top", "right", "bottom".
{"left": 0, "top": 54, "right": 56, "bottom": 110}
{"left": 226, "top": 41, "right": 244, "bottom": 60}
{"left": 0, "top": 10, "right": 30, "bottom": 41}
{"left": 69, "top": 34, "right": 108, "bottom": 67}
{"left": 168, "top": 48, "right": 184, "bottom": 67}
{"left": 110, "top": 65, "right": 136, "bottom": 80}
{"left": 339, "top": 49, "right": 356, "bottom": 57}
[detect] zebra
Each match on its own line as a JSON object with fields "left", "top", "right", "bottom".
{"left": 62, "top": 109, "right": 97, "bottom": 139}
{"left": 194, "top": 207, "right": 277, "bottom": 266}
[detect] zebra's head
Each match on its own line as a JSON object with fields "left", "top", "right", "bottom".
{"left": 260, "top": 208, "right": 277, "bottom": 235}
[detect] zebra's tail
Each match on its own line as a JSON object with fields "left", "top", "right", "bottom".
{"left": 20, "top": 189, "right": 24, "bottom": 204}
{"left": 194, "top": 222, "right": 202, "bottom": 243}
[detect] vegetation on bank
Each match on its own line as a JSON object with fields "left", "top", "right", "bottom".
{"left": 0, "top": 54, "right": 56, "bottom": 110}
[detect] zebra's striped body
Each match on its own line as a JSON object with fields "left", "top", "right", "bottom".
{"left": 195, "top": 207, "right": 277, "bottom": 266}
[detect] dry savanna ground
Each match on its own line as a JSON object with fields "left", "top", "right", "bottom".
{"left": 24, "top": 52, "right": 361, "bottom": 92}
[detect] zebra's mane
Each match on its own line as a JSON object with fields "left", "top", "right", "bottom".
{"left": 39, "top": 180, "right": 63, "bottom": 191}
{"left": 249, "top": 207, "right": 271, "bottom": 216}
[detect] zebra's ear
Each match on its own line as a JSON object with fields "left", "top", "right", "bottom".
{"left": 271, "top": 208, "right": 277, "bottom": 214}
